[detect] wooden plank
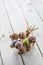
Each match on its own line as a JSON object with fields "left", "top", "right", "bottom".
{"left": 0, "top": 52, "right": 2, "bottom": 65}
{"left": 32, "top": 0, "right": 43, "bottom": 21}
{"left": 2, "top": 0, "right": 26, "bottom": 33}
{"left": 15, "top": 0, "right": 31, "bottom": 7}
{"left": 0, "top": 58, "right": 2, "bottom": 65}
{"left": 0, "top": 51, "right": 3, "bottom": 65}
{"left": 22, "top": 44, "right": 43, "bottom": 65}
{"left": 3, "top": 0, "right": 43, "bottom": 65}
{"left": 0, "top": 0, "right": 23, "bottom": 65}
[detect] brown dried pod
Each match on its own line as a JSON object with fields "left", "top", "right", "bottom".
{"left": 19, "top": 32, "right": 26, "bottom": 39}
{"left": 15, "top": 41, "right": 23, "bottom": 49}
{"left": 25, "top": 30, "right": 30, "bottom": 37}
{"left": 18, "top": 46, "right": 26, "bottom": 54}
{"left": 25, "top": 45, "right": 30, "bottom": 51}
{"left": 10, "top": 33, "right": 19, "bottom": 40}
{"left": 28, "top": 36, "right": 36, "bottom": 49}
{"left": 29, "top": 36, "right": 36, "bottom": 43}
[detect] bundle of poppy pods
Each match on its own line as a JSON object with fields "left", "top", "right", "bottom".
{"left": 10, "top": 21, "right": 38, "bottom": 54}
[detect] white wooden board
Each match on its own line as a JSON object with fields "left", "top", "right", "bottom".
{"left": 2, "top": 0, "right": 43, "bottom": 65}
{"left": 0, "top": 0, "right": 23, "bottom": 65}
{"left": 32, "top": 0, "right": 43, "bottom": 20}
{"left": 0, "top": 52, "right": 2, "bottom": 65}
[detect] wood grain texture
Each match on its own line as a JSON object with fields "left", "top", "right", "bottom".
{"left": 0, "top": 0, "right": 23, "bottom": 65}
{"left": 32, "top": 0, "right": 43, "bottom": 21}
{"left": 2, "top": 0, "right": 43, "bottom": 65}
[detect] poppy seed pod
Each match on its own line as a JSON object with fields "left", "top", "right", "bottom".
{"left": 19, "top": 46, "right": 26, "bottom": 54}
{"left": 10, "top": 33, "right": 19, "bottom": 40}
{"left": 19, "top": 32, "right": 26, "bottom": 39}
{"left": 29, "top": 36, "right": 36, "bottom": 43}
{"left": 15, "top": 41, "right": 23, "bottom": 49}
{"left": 10, "top": 40, "right": 17, "bottom": 48}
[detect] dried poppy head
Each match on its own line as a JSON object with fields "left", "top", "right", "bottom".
{"left": 10, "top": 40, "right": 17, "bottom": 48}
{"left": 19, "top": 32, "right": 26, "bottom": 39}
{"left": 29, "top": 36, "right": 36, "bottom": 43}
{"left": 10, "top": 33, "right": 19, "bottom": 40}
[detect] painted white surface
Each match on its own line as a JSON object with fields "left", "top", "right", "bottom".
{"left": 32, "top": 0, "right": 43, "bottom": 19}
{"left": 0, "top": 0, "right": 43, "bottom": 65}
{"left": 0, "top": 53, "right": 2, "bottom": 65}
{"left": 0, "top": 0, "right": 23, "bottom": 65}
